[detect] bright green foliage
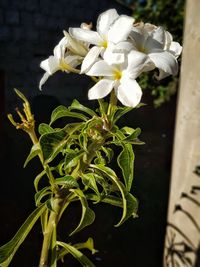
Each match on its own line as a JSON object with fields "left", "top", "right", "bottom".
{"left": 1, "top": 93, "right": 143, "bottom": 267}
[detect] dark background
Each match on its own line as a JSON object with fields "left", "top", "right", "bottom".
{"left": 0, "top": 0, "right": 183, "bottom": 266}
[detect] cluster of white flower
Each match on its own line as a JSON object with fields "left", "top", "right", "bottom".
{"left": 39, "top": 9, "right": 182, "bottom": 107}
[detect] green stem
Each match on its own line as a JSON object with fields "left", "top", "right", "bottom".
{"left": 39, "top": 196, "right": 63, "bottom": 267}
{"left": 107, "top": 90, "right": 117, "bottom": 117}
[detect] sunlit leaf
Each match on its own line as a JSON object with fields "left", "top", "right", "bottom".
{"left": 34, "top": 169, "right": 47, "bottom": 192}
{"left": 82, "top": 173, "right": 101, "bottom": 202}
{"left": 90, "top": 164, "right": 138, "bottom": 226}
{"left": 55, "top": 175, "right": 79, "bottom": 189}
{"left": 35, "top": 186, "right": 52, "bottom": 206}
{"left": 0, "top": 204, "right": 46, "bottom": 267}
{"left": 69, "top": 189, "right": 95, "bottom": 236}
{"left": 38, "top": 123, "right": 54, "bottom": 135}
{"left": 23, "top": 143, "right": 41, "bottom": 167}
{"left": 58, "top": 237, "right": 98, "bottom": 261}
{"left": 69, "top": 99, "right": 97, "bottom": 117}
{"left": 57, "top": 241, "right": 95, "bottom": 267}
{"left": 50, "top": 105, "right": 88, "bottom": 125}
{"left": 117, "top": 144, "right": 134, "bottom": 191}
{"left": 113, "top": 106, "right": 133, "bottom": 123}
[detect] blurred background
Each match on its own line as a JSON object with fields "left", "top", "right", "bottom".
{"left": 0, "top": 0, "right": 185, "bottom": 266}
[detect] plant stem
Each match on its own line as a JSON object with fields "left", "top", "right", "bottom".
{"left": 39, "top": 196, "right": 63, "bottom": 267}
{"left": 107, "top": 89, "right": 117, "bottom": 118}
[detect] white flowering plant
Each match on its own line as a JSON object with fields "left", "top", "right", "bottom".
{"left": 0, "top": 8, "right": 182, "bottom": 267}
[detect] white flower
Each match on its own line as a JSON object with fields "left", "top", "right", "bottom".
{"left": 69, "top": 8, "right": 135, "bottom": 73}
{"left": 86, "top": 50, "right": 150, "bottom": 107}
{"left": 39, "top": 33, "right": 88, "bottom": 90}
{"left": 130, "top": 22, "right": 182, "bottom": 80}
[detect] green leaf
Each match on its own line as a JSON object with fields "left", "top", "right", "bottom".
{"left": 69, "top": 99, "right": 97, "bottom": 117}
{"left": 90, "top": 164, "right": 138, "bottom": 226}
{"left": 55, "top": 175, "right": 79, "bottom": 188}
{"left": 35, "top": 186, "right": 52, "bottom": 206}
{"left": 40, "top": 128, "right": 67, "bottom": 162}
{"left": 82, "top": 173, "right": 101, "bottom": 202}
{"left": 58, "top": 237, "right": 98, "bottom": 261}
{"left": 40, "top": 124, "right": 83, "bottom": 163}
{"left": 0, "top": 204, "right": 46, "bottom": 267}
{"left": 64, "top": 150, "right": 84, "bottom": 170}
{"left": 113, "top": 106, "right": 133, "bottom": 123}
{"left": 57, "top": 241, "right": 95, "bottom": 267}
{"left": 23, "top": 143, "right": 41, "bottom": 167}
{"left": 101, "top": 146, "right": 114, "bottom": 163}
{"left": 34, "top": 169, "right": 47, "bottom": 192}
{"left": 69, "top": 189, "right": 95, "bottom": 236}
{"left": 50, "top": 105, "right": 88, "bottom": 125}
{"left": 121, "top": 126, "right": 136, "bottom": 135}
{"left": 38, "top": 123, "right": 54, "bottom": 135}
{"left": 117, "top": 144, "right": 134, "bottom": 191}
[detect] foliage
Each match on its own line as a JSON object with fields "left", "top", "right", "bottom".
{"left": 1, "top": 90, "right": 140, "bottom": 267}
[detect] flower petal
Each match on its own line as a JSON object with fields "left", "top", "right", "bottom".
{"left": 81, "top": 46, "right": 102, "bottom": 73}
{"left": 64, "top": 30, "right": 88, "bottom": 56}
{"left": 88, "top": 79, "right": 114, "bottom": 99}
{"left": 155, "top": 69, "right": 170, "bottom": 80}
{"left": 130, "top": 29, "right": 146, "bottom": 49}
{"left": 69, "top": 28, "right": 102, "bottom": 46}
{"left": 103, "top": 49, "right": 125, "bottom": 65}
{"left": 169, "top": 41, "right": 182, "bottom": 58}
{"left": 40, "top": 56, "right": 60, "bottom": 74}
{"left": 116, "top": 76, "right": 142, "bottom": 107}
{"left": 148, "top": 50, "right": 178, "bottom": 76}
{"left": 108, "top": 15, "right": 135, "bottom": 44}
{"left": 97, "top": 8, "right": 119, "bottom": 36}
{"left": 39, "top": 72, "right": 50, "bottom": 90}
{"left": 125, "top": 50, "right": 149, "bottom": 79}
{"left": 53, "top": 37, "right": 69, "bottom": 59}
{"left": 150, "top": 27, "right": 165, "bottom": 46}
{"left": 86, "top": 60, "right": 114, "bottom": 77}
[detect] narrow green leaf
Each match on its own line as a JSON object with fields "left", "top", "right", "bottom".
{"left": 121, "top": 126, "right": 136, "bottom": 135}
{"left": 123, "top": 127, "right": 141, "bottom": 141}
{"left": 55, "top": 175, "right": 79, "bottom": 188}
{"left": 50, "top": 105, "right": 88, "bottom": 125}
{"left": 23, "top": 143, "right": 41, "bottom": 167}
{"left": 35, "top": 186, "right": 51, "bottom": 206}
{"left": 90, "top": 164, "right": 138, "bottom": 226}
{"left": 86, "top": 193, "right": 123, "bottom": 207}
{"left": 113, "top": 106, "right": 133, "bottom": 123}
{"left": 58, "top": 237, "right": 98, "bottom": 261}
{"left": 34, "top": 169, "right": 46, "bottom": 192}
{"left": 57, "top": 241, "right": 95, "bottom": 267}
{"left": 0, "top": 204, "right": 46, "bottom": 267}
{"left": 69, "top": 189, "right": 95, "bottom": 236}
{"left": 69, "top": 99, "right": 97, "bottom": 117}
{"left": 117, "top": 144, "right": 134, "bottom": 191}
{"left": 101, "top": 146, "right": 114, "bottom": 163}
{"left": 82, "top": 173, "right": 101, "bottom": 202}
{"left": 38, "top": 123, "right": 54, "bottom": 135}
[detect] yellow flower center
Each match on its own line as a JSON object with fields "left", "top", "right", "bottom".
{"left": 113, "top": 70, "right": 122, "bottom": 80}
{"left": 99, "top": 40, "right": 108, "bottom": 48}
{"left": 60, "top": 59, "right": 69, "bottom": 72}
{"left": 138, "top": 45, "right": 147, "bottom": 54}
